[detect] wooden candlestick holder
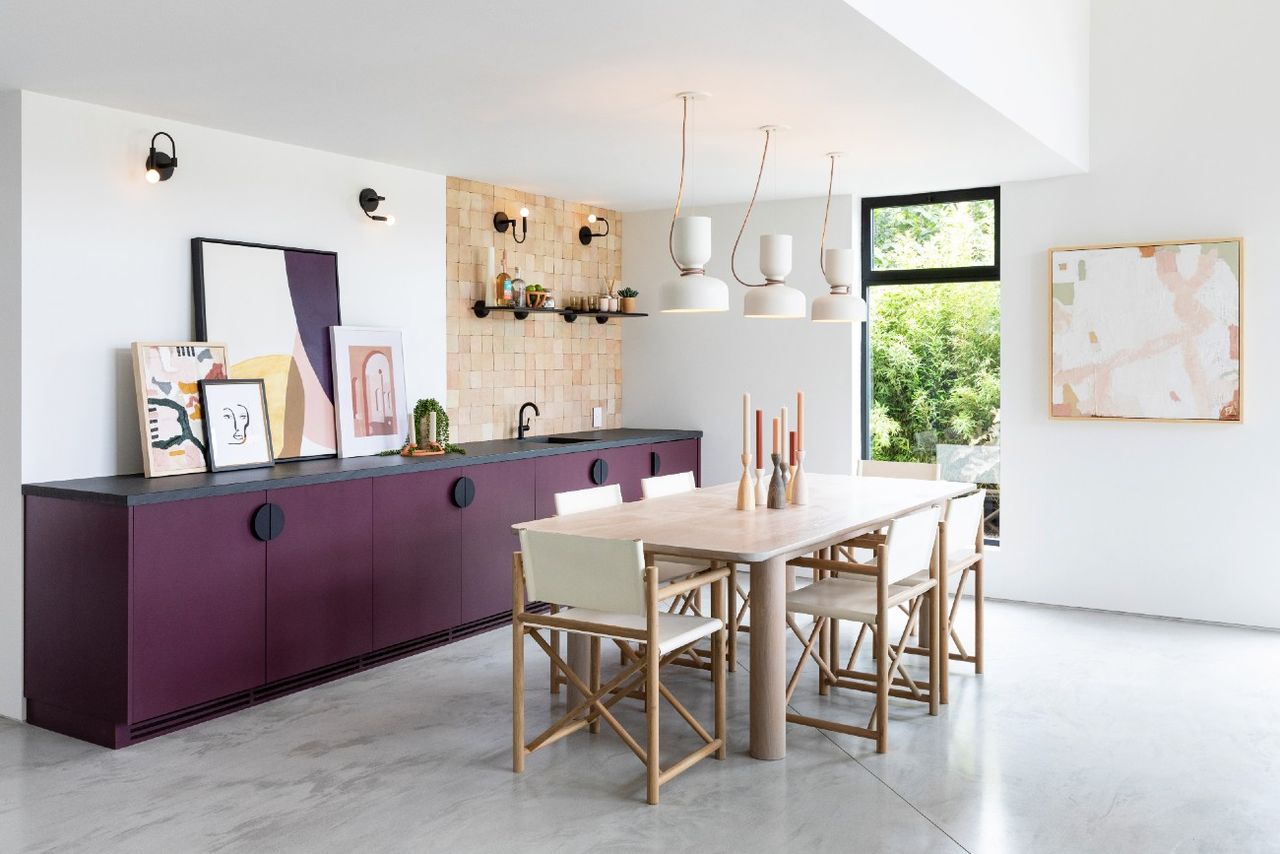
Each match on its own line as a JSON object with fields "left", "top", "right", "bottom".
{"left": 767, "top": 453, "right": 787, "bottom": 509}
{"left": 791, "top": 449, "right": 808, "bottom": 505}
{"left": 737, "top": 453, "right": 755, "bottom": 511}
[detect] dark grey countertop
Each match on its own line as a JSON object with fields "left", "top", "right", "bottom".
{"left": 22, "top": 428, "right": 701, "bottom": 506}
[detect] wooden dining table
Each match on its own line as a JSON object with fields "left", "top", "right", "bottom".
{"left": 513, "top": 472, "right": 975, "bottom": 760}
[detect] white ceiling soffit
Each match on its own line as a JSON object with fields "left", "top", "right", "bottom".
{"left": 0, "top": 0, "right": 1084, "bottom": 210}
{"left": 846, "top": 0, "right": 1091, "bottom": 171}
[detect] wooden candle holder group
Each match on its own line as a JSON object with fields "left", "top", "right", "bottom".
{"left": 738, "top": 390, "right": 808, "bottom": 511}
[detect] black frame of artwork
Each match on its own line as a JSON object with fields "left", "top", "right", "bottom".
{"left": 191, "top": 237, "right": 343, "bottom": 462}
{"left": 198, "top": 378, "right": 276, "bottom": 473}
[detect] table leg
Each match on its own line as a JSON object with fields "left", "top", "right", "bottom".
{"left": 566, "top": 634, "right": 590, "bottom": 707}
{"left": 750, "top": 556, "right": 787, "bottom": 760}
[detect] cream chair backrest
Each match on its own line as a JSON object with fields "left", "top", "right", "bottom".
{"left": 882, "top": 505, "right": 942, "bottom": 586}
{"left": 641, "top": 471, "right": 696, "bottom": 499}
{"left": 554, "top": 483, "right": 623, "bottom": 517}
{"left": 945, "top": 490, "right": 986, "bottom": 561}
{"left": 519, "top": 530, "right": 647, "bottom": 614}
{"left": 858, "top": 459, "right": 940, "bottom": 480}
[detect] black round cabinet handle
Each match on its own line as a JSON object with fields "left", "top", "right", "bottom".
{"left": 651, "top": 451, "right": 662, "bottom": 476}
{"left": 252, "top": 503, "right": 286, "bottom": 542}
{"left": 590, "top": 458, "right": 609, "bottom": 485}
{"left": 452, "top": 476, "right": 476, "bottom": 508}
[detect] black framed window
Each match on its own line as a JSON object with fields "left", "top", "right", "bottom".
{"left": 861, "top": 186, "right": 1001, "bottom": 539}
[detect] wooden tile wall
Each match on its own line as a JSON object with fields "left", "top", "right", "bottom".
{"left": 445, "top": 177, "right": 623, "bottom": 441}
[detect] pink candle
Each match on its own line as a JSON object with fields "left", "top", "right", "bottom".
{"left": 755, "top": 409, "right": 763, "bottom": 465}
{"left": 742, "top": 393, "right": 750, "bottom": 456}
{"left": 796, "top": 390, "right": 804, "bottom": 452}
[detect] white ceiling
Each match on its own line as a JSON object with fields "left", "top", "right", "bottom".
{"left": 0, "top": 0, "right": 1083, "bottom": 210}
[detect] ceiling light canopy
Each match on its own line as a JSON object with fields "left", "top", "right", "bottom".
{"left": 659, "top": 92, "right": 728, "bottom": 314}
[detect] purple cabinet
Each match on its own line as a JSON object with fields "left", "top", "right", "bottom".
{"left": 372, "top": 470, "right": 462, "bottom": 647}
{"left": 266, "top": 479, "right": 374, "bottom": 681}
{"left": 599, "top": 443, "right": 654, "bottom": 501}
{"left": 132, "top": 492, "right": 267, "bottom": 721}
{"left": 650, "top": 438, "right": 701, "bottom": 485}
{"left": 460, "top": 459, "right": 535, "bottom": 623}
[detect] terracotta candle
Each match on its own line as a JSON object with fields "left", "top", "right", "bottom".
{"left": 789, "top": 431, "right": 797, "bottom": 466}
{"left": 755, "top": 409, "right": 764, "bottom": 465}
{"left": 772, "top": 417, "right": 780, "bottom": 455}
{"left": 797, "top": 390, "right": 804, "bottom": 452}
{"left": 742, "top": 393, "right": 750, "bottom": 456}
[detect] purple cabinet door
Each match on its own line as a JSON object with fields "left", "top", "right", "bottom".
{"left": 460, "top": 459, "right": 535, "bottom": 623}
{"left": 372, "top": 470, "right": 462, "bottom": 647}
{"left": 266, "top": 479, "right": 374, "bottom": 682}
{"left": 599, "top": 443, "right": 654, "bottom": 501}
{"left": 132, "top": 492, "right": 267, "bottom": 722}
{"left": 651, "top": 439, "right": 701, "bottom": 486}
{"left": 533, "top": 451, "right": 597, "bottom": 519}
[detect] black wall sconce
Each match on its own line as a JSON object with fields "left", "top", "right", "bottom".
{"left": 359, "top": 188, "right": 396, "bottom": 225}
{"left": 494, "top": 206, "right": 529, "bottom": 244}
{"left": 144, "top": 131, "right": 178, "bottom": 183}
{"left": 578, "top": 214, "right": 610, "bottom": 245}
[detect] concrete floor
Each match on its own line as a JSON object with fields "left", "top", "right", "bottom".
{"left": 1, "top": 597, "right": 1278, "bottom": 853}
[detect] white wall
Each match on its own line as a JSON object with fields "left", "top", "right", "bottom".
{"left": 5, "top": 92, "right": 446, "bottom": 718}
{"left": 994, "top": 0, "right": 1280, "bottom": 629}
{"left": 0, "top": 91, "right": 22, "bottom": 721}
{"left": 848, "top": 0, "right": 1090, "bottom": 170}
{"left": 20, "top": 92, "right": 446, "bottom": 483}
{"left": 623, "top": 196, "right": 858, "bottom": 486}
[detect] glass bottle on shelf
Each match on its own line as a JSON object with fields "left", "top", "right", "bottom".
{"left": 495, "top": 250, "right": 513, "bottom": 306}
{"left": 511, "top": 267, "right": 527, "bottom": 308}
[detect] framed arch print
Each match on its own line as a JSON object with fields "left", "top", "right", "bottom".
{"left": 330, "top": 326, "right": 410, "bottom": 457}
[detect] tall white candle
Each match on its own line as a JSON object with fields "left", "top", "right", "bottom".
{"left": 484, "top": 246, "right": 496, "bottom": 294}
{"left": 428, "top": 410, "right": 437, "bottom": 444}
{"left": 742, "top": 393, "right": 750, "bottom": 457}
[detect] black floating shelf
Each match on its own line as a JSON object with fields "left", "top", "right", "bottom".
{"left": 472, "top": 300, "right": 648, "bottom": 324}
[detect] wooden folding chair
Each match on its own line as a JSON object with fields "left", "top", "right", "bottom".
{"left": 783, "top": 506, "right": 941, "bottom": 754}
{"left": 513, "top": 530, "right": 728, "bottom": 805}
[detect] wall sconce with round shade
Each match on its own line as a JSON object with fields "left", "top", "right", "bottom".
{"left": 494, "top": 207, "right": 529, "bottom": 244}
{"left": 359, "top": 188, "right": 396, "bottom": 224}
{"left": 144, "top": 132, "right": 177, "bottom": 183}
{"left": 659, "top": 92, "right": 728, "bottom": 314}
{"left": 734, "top": 126, "right": 805, "bottom": 319}
{"left": 578, "top": 214, "right": 610, "bottom": 245}
{"left": 811, "top": 153, "right": 868, "bottom": 323}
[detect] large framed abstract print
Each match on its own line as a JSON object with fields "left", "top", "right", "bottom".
{"left": 131, "top": 341, "right": 229, "bottom": 477}
{"left": 193, "top": 238, "right": 342, "bottom": 460}
{"left": 1049, "top": 238, "right": 1242, "bottom": 423}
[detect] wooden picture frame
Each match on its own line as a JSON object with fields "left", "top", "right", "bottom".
{"left": 198, "top": 379, "right": 276, "bottom": 472}
{"left": 1047, "top": 237, "right": 1243, "bottom": 424}
{"left": 131, "top": 341, "right": 229, "bottom": 478}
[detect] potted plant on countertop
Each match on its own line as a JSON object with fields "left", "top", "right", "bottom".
{"left": 381, "top": 398, "right": 466, "bottom": 457}
{"left": 618, "top": 287, "right": 639, "bottom": 314}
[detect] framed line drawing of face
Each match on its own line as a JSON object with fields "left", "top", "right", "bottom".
{"left": 198, "top": 379, "right": 276, "bottom": 472}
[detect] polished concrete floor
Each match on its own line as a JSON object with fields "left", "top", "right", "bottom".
{"left": 2, "top": 596, "right": 1278, "bottom": 853}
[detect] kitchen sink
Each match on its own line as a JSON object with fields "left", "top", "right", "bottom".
{"left": 524, "top": 435, "right": 592, "bottom": 444}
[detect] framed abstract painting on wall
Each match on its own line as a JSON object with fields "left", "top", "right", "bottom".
{"left": 131, "top": 341, "right": 229, "bottom": 477}
{"left": 1049, "top": 237, "right": 1242, "bottom": 423}
{"left": 330, "top": 326, "right": 409, "bottom": 457}
{"left": 192, "top": 238, "right": 342, "bottom": 461}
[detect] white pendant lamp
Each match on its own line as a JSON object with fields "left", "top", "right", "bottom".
{"left": 735, "top": 126, "right": 806, "bottom": 319}
{"left": 660, "top": 93, "right": 729, "bottom": 314}
{"left": 812, "top": 152, "right": 868, "bottom": 323}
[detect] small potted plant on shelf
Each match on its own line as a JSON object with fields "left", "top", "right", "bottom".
{"left": 618, "top": 287, "right": 639, "bottom": 313}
